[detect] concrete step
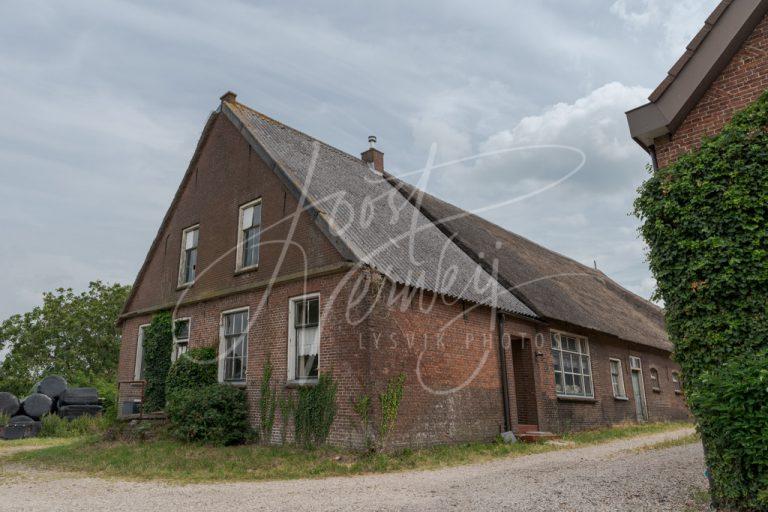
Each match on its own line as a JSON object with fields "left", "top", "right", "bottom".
{"left": 518, "top": 431, "right": 560, "bottom": 443}
{"left": 514, "top": 424, "right": 540, "bottom": 435}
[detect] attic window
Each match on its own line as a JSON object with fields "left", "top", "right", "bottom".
{"left": 178, "top": 225, "right": 199, "bottom": 286}
{"left": 236, "top": 199, "right": 262, "bottom": 271}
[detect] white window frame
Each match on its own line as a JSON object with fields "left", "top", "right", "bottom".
{"left": 218, "top": 307, "right": 249, "bottom": 385}
{"left": 172, "top": 317, "right": 191, "bottom": 362}
{"left": 134, "top": 324, "right": 150, "bottom": 381}
{"left": 287, "top": 293, "right": 321, "bottom": 384}
{"left": 551, "top": 330, "right": 594, "bottom": 398}
{"left": 609, "top": 358, "right": 627, "bottom": 399}
{"left": 178, "top": 224, "right": 199, "bottom": 286}
{"left": 235, "top": 198, "right": 262, "bottom": 272}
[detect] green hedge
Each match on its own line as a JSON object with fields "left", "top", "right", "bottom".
{"left": 166, "top": 347, "right": 218, "bottom": 397}
{"left": 167, "top": 384, "right": 251, "bottom": 446}
{"left": 689, "top": 350, "right": 768, "bottom": 509}
{"left": 142, "top": 312, "right": 173, "bottom": 412}
{"left": 634, "top": 90, "right": 768, "bottom": 510}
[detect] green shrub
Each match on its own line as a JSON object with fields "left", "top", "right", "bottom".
{"left": 258, "top": 356, "right": 277, "bottom": 442}
{"left": 0, "top": 412, "right": 9, "bottom": 427}
{"left": 295, "top": 373, "right": 337, "bottom": 448}
{"left": 143, "top": 312, "right": 173, "bottom": 412}
{"left": 634, "top": 90, "right": 768, "bottom": 510}
{"left": 165, "top": 347, "right": 218, "bottom": 397}
{"left": 688, "top": 350, "right": 768, "bottom": 510}
{"left": 167, "top": 384, "right": 251, "bottom": 446}
{"left": 39, "top": 414, "right": 108, "bottom": 438}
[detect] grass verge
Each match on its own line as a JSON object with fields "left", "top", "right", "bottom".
{"left": 631, "top": 432, "right": 701, "bottom": 453}
{"left": 2, "top": 421, "right": 691, "bottom": 483}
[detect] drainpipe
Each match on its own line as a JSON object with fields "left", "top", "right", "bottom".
{"left": 497, "top": 312, "right": 512, "bottom": 432}
{"left": 649, "top": 145, "right": 659, "bottom": 172}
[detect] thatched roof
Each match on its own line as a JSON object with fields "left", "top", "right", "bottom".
{"left": 221, "top": 100, "right": 535, "bottom": 317}
{"left": 387, "top": 177, "right": 671, "bottom": 351}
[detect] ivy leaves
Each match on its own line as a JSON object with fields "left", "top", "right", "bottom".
{"left": 634, "top": 91, "right": 768, "bottom": 510}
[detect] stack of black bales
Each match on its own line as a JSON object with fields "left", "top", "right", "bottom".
{"left": 57, "top": 387, "right": 102, "bottom": 419}
{"left": 0, "top": 375, "right": 103, "bottom": 440}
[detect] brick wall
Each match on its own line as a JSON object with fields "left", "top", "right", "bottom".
{"left": 124, "top": 112, "right": 345, "bottom": 315}
{"left": 117, "top": 98, "right": 690, "bottom": 447}
{"left": 655, "top": 13, "right": 768, "bottom": 168}
{"left": 534, "top": 325, "right": 690, "bottom": 433}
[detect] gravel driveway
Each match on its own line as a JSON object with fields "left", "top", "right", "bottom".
{"left": 0, "top": 428, "right": 706, "bottom": 511}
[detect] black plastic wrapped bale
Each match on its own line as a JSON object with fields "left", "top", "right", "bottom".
{"left": 0, "top": 392, "right": 20, "bottom": 416}
{"left": 58, "top": 387, "right": 99, "bottom": 406}
{"left": 37, "top": 375, "right": 68, "bottom": 400}
{"left": 58, "top": 404, "right": 103, "bottom": 420}
{"left": 20, "top": 393, "right": 53, "bottom": 419}
{"left": 2, "top": 415, "right": 41, "bottom": 440}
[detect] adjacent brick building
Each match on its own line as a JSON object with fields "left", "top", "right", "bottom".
{"left": 118, "top": 82, "right": 689, "bottom": 447}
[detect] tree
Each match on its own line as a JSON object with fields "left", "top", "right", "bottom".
{"left": 0, "top": 281, "right": 131, "bottom": 396}
{"left": 634, "top": 91, "right": 768, "bottom": 510}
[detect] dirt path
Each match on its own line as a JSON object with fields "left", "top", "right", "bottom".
{"left": 0, "top": 428, "right": 706, "bottom": 511}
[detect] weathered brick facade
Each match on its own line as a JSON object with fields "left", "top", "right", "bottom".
{"left": 655, "top": 12, "right": 768, "bottom": 168}
{"left": 118, "top": 101, "right": 688, "bottom": 448}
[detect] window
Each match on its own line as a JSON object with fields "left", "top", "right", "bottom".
{"left": 649, "top": 368, "right": 660, "bottom": 391}
{"left": 288, "top": 295, "right": 320, "bottom": 382}
{"left": 172, "top": 318, "right": 190, "bottom": 362}
{"left": 237, "top": 199, "right": 262, "bottom": 270}
{"left": 672, "top": 372, "right": 682, "bottom": 394}
{"left": 609, "top": 358, "right": 627, "bottom": 399}
{"left": 551, "top": 331, "right": 593, "bottom": 398}
{"left": 134, "top": 324, "right": 149, "bottom": 381}
{"left": 219, "top": 309, "right": 248, "bottom": 384}
{"left": 179, "top": 225, "right": 199, "bottom": 285}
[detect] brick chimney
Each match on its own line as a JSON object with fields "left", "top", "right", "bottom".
{"left": 360, "top": 135, "right": 384, "bottom": 172}
{"left": 220, "top": 91, "right": 237, "bottom": 104}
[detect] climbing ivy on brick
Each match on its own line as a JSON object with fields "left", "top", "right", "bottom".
{"left": 634, "top": 91, "right": 768, "bottom": 511}
{"left": 142, "top": 311, "right": 173, "bottom": 412}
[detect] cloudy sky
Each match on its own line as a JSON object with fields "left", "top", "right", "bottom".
{"left": 0, "top": 0, "right": 721, "bottom": 323}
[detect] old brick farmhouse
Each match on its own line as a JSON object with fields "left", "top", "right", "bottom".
{"left": 117, "top": 87, "right": 689, "bottom": 446}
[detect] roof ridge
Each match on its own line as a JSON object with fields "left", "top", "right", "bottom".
{"left": 388, "top": 175, "right": 663, "bottom": 313}
{"left": 230, "top": 101, "right": 373, "bottom": 170}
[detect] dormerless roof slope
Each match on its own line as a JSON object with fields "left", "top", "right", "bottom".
{"left": 222, "top": 100, "right": 535, "bottom": 317}
{"left": 627, "top": 0, "right": 768, "bottom": 150}
{"left": 225, "top": 98, "right": 668, "bottom": 351}
{"left": 386, "top": 178, "right": 672, "bottom": 352}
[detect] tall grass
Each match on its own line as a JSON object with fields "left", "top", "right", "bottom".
{"left": 0, "top": 412, "right": 9, "bottom": 427}
{"left": 39, "top": 414, "right": 108, "bottom": 438}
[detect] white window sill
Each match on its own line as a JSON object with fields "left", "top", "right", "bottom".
{"left": 557, "top": 395, "right": 597, "bottom": 403}
{"left": 613, "top": 396, "right": 629, "bottom": 401}
{"left": 234, "top": 264, "right": 259, "bottom": 276}
{"left": 220, "top": 380, "right": 247, "bottom": 388}
{"left": 177, "top": 281, "right": 194, "bottom": 290}
{"left": 286, "top": 379, "right": 319, "bottom": 389}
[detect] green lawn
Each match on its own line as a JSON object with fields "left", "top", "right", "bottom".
{"left": 2, "top": 421, "right": 692, "bottom": 483}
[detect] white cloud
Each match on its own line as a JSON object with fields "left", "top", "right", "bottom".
{"left": 610, "top": 0, "right": 722, "bottom": 57}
